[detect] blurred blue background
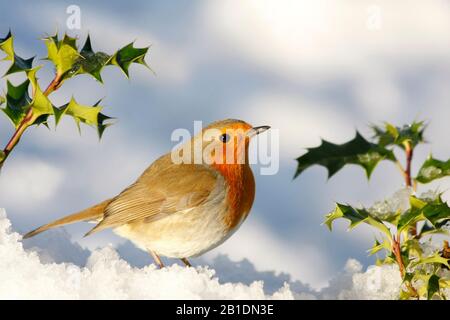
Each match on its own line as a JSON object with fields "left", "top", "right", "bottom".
{"left": 0, "top": 0, "right": 449, "bottom": 288}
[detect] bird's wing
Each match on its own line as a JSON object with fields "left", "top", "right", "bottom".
{"left": 85, "top": 161, "right": 219, "bottom": 236}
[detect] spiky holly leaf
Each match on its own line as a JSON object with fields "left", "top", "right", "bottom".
{"left": 398, "top": 195, "right": 450, "bottom": 233}
{"left": 0, "top": 95, "right": 5, "bottom": 105}
{"left": 68, "top": 35, "right": 110, "bottom": 82}
{"left": 26, "top": 67, "right": 54, "bottom": 122}
{"left": 96, "top": 111, "right": 114, "bottom": 139}
{"left": 368, "top": 239, "right": 391, "bottom": 256}
{"left": 295, "top": 132, "right": 395, "bottom": 179}
{"left": 410, "top": 252, "right": 449, "bottom": 269}
{"left": 54, "top": 97, "right": 103, "bottom": 134}
{"left": 43, "top": 33, "right": 80, "bottom": 77}
{"left": 1, "top": 79, "right": 31, "bottom": 127}
{"left": 107, "top": 42, "right": 149, "bottom": 77}
{"left": 427, "top": 274, "right": 440, "bottom": 300}
{"left": 0, "top": 31, "right": 34, "bottom": 75}
{"left": 416, "top": 156, "right": 450, "bottom": 184}
{"left": 372, "top": 121, "right": 425, "bottom": 149}
{"left": 325, "top": 203, "right": 392, "bottom": 240}
{"left": 420, "top": 221, "right": 450, "bottom": 237}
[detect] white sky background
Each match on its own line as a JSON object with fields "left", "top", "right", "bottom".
{"left": 0, "top": 0, "right": 449, "bottom": 289}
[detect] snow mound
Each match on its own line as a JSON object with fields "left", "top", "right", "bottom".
{"left": 0, "top": 209, "right": 401, "bottom": 299}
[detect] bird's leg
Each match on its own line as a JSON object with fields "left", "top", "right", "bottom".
{"left": 180, "top": 258, "right": 192, "bottom": 267}
{"left": 149, "top": 250, "right": 164, "bottom": 269}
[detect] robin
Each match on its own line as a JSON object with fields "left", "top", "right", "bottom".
{"left": 24, "top": 119, "right": 270, "bottom": 268}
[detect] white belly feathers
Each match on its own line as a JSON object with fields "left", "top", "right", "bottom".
{"left": 113, "top": 175, "right": 247, "bottom": 258}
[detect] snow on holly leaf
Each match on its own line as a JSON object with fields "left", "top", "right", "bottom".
{"left": 68, "top": 35, "right": 150, "bottom": 82}
{"left": 372, "top": 121, "right": 425, "bottom": 149}
{"left": 416, "top": 156, "right": 450, "bottom": 184}
{"left": 0, "top": 31, "right": 34, "bottom": 75}
{"left": 397, "top": 195, "right": 450, "bottom": 234}
{"left": 325, "top": 203, "right": 392, "bottom": 240}
{"left": 295, "top": 132, "right": 395, "bottom": 179}
{"left": 69, "top": 35, "right": 110, "bottom": 82}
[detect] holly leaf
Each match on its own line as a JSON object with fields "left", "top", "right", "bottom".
{"left": 0, "top": 95, "right": 5, "bottom": 105}
{"left": 295, "top": 132, "right": 395, "bottom": 179}
{"left": 410, "top": 253, "right": 449, "bottom": 269}
{"left": 0, "top": 31, "right": 34, "bottom": 75}
{"left": 372, "top": 121, "right": 425, "bottom": 149}
{"left": 420, "top": 222, "right": 450, "bottom": 237}
{"left": 43, "top": 33, "right": 80, "bottom": 78}
{"left": 427, "top": 274, "right": 440, "bottom": 300}
{"left": 368, "top": 238, "right": 391, "bottom": 256}
{"left": 325, "top": 203, "right": 392, "bottom": 240}
{"left": 398, "top": 195, "right": 450, "bottom": 233}
{"left": 416, "top": 156, "right": 450, "bottom": 184}
{"left": 54, "top": 97, "right": 103, "bottom": 133}
{"left": 107, "top": 42, "right": 149, "bottom": 77}
{"left": 1, "top": 79, "right": 31, "bottom": 127}
{"left": 68, "top": 35, "right": 111, "bottom": 82}
{"left": 26, "top": 67, "right": 54, "bottom": 122}
{"left": 97, "top": 111, "right": 114, "bottom": 139}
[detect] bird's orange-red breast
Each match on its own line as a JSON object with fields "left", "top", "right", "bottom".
{"left": 24, "top": 119, "right": 270, "bottom": 267}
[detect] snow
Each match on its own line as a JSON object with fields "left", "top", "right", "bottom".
{"left": 368, "top": 188, "right": 411, "bottom": 220}
{"left": 0, "top": 209, "right": 402, "bottom": 299}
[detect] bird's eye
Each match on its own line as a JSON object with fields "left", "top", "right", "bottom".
{"left": 219, "top": 133, "right": 230, "bottom": 143}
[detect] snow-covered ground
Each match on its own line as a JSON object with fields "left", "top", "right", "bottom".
{"left": 0, "top": 209, "right": 402, "bottom": 299}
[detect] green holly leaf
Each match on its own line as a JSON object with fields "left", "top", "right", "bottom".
{"left": 416, "top": 156, "right": 450, "bottom": 184}
{"left": 0, "top": 95, "right": 5, "bottom": 105}
{"left": 43, "top": 33, "right": 80, "bottom": 78}
{"left": 372, "top": 121, "right": 425, "bottom": 149}
{"left": 54, "top": 97, "right": 103, "bottom": 133}
{"left": 107, "top": 42, "right": 149, "bottom": 77}
{"left": 26, "top": 67, "right": 54, "bottom": 122}
{"left": 420, "top": 221, "right": 450, "bottom": 237}
{"left": 74, "top": 35, "right": 111, "bottom": 83}
{"left": 97, "top": 111, "right": 114, "bottom": 139}
{"left": 68, "top": 35, "right": 110, "bottom": 82}
{"left": 0, "top": 30, "right": 13, "bottom": 58}
{"left": 295, "top": 132, "right": 395, "bottom": 179}
{"left": 1, "top": 79, "right": 31, "bottom": 127}
{"left": 0, "top": 31, "right": 34, "bottom": 75}
{"left": 410, "top": 253, "right": 449, "bottom": 269}
{"left": 427, "top": 274, "right": 440, "bottom": 300}
{"left": 325, "top": 203, "right": 392, "bottom": 240}
{"left": 398, "top": 195, "right": 450, "bottom": 233}
{"left": 368, "top": 238, "right": 391, "bottom": 256}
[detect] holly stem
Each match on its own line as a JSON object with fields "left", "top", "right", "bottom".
{"left": 0, "top": 74, "right": 62, "bottom": 170}
{"left": 404, "top": 141, "right": 414, "bottom": 189}
{"left": 392, "top": 233, "right": 418, "bottom": 298}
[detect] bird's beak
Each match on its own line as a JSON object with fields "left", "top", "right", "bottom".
{"left": 246, "top": 125, "right": 270, "bottom": 138}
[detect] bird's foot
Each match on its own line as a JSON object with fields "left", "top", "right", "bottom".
{"left": 180, "top": 258, "right": 192, "bottom": 267}
{"left": 149, "top": 250, "right": 164, "bottom": 269}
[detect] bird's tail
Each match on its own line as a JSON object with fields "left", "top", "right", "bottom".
{"left": 23, "top": 199, "right": 112, "bottom": 239}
